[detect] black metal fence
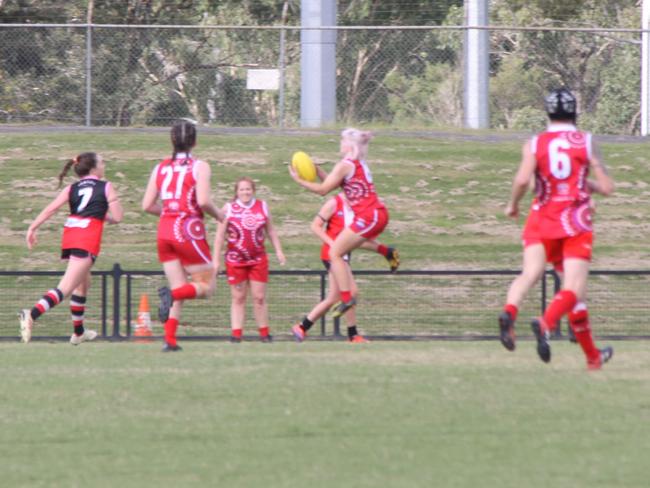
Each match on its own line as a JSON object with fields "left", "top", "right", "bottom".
{"left": 1, "top": 265, "right": 649, "bottom": 341}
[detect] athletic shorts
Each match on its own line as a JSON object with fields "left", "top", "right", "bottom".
{"left": 157, "top": 238, "right": 212, "bottom": 266}
{"left": 522, "top": 209, "right": 541, "bottom": 248}
{"left": 226, "top": 260, "right": 269, "bottom": 285}
{"left": 61, "top": 248, "right": 97, "bottom": 263}
{"left": 350, "top": 206, "right": 389, "bottom": 240}
{"left": 542, "top": 232, "right": 593, "bottom": 265}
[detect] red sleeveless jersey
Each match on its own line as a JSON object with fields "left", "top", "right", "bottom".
{"left": 61, "top": 176, "right": 110, "bottom": 255}
{"left": 320, "top": 194, "right": 354, "bottom": 261}
{"left": 224, "top": 198, "right": 269, "bottom": 266}
{"left": 340, "top": 158, "right": 384, "bottom": 214}
{"left": 154, "top": 154, "right": 206, "bottom": 243}
{"left": 532, "top": 124, "right": 592, "bottom": 238}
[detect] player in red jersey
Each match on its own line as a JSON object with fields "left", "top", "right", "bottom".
{"left": 289, "top": 128, "right": 395, "bottom": 319}
{"left": 506, "top": 88, "right": 614, "bottom": 369}
{"left": 213, "top": 177, "right": 286, "bottom": 342}
{"left": 19, "top": 152, "right": 123, "bottom": 345}
{"left": 142, "top": 120, "right": 225, "bottom": 352}
{"left": 291, "top": 193, "right": 396, "bottom": 343}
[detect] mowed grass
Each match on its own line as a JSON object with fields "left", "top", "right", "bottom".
{"left": 1, "top": 128, "right": 650, "bottom": 271}
{"left": 0, "top": 341, "right": 649, "bottom": 488}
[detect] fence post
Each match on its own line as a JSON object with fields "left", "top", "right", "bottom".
{"left": 101, "top": 273, "right": 107, "bottom": 337}
{"left": 550, "top": 269, "right": 562, "bottom": 338}
{"left": 125, "top": 273, "right": 132, "bottom": 337}
{"left": 111, "top": 263, "right": 122, "bottom": 338}
{"left": 85, "top": 23, "right": 93, "bottom": 127}
{"left": 319, "top": 271, "right": 326, "bottom": 335}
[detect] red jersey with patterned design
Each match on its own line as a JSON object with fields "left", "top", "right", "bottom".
{"left": 532, "top": 124, "right": 592, "bottom": 239}
{"left": 320, "top": 194, "right": 354, "bottom": 261}
{"left": 154, "top": 155, "right": 207, "bottom": 243}
{"left": 61, "top": 176, "right": 110, "bottom": 255}
{"left": 340, "top": 158, "right": 385, "bottom": 214}
{"left": 224, "top": 198, "right": 269, "bottom": 266}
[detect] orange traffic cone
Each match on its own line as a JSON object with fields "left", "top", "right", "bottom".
{"left": 134, "top": 293, "right": 153, "bottom": 342}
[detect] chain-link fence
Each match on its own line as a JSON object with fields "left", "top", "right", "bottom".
{"left": 2, "top": 268, "right": 649, "bottom": 340}
{"left": 0, "top": 24, "right": 643, "bottom": 134}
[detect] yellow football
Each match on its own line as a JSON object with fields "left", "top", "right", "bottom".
{"left": 291, "top": 151, "right": 317, "bottom": 182}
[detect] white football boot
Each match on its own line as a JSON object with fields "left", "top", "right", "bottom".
{"left": 19, "top": 309, "right": 33, "bottom": 343}
{"left": 70, "top": 329, "right": 98, "bottom": 346}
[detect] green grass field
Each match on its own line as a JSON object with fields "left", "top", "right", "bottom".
{"left": 1, "top": 128, "right": 649, "bottom": 487}
{"left": 1, "top": 128, "right": 650, "bottom": 271}
{"left": 1, "top": 341, "right": 649, "bottom": 487}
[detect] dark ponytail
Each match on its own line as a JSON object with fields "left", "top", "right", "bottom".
{"left": 170, "top": 120, "right": 197, "bottom": 165}
{"left": 58, "top": 152, "right": 98, "bottom": 188}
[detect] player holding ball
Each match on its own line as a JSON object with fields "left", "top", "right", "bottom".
{"left": 289, "top": 128, "right": 397, "bottom": 320}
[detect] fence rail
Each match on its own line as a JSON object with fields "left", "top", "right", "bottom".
{"left": 1, "top": 265, "right": 649, "bottom": 342}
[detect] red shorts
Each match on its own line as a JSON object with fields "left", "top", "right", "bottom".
{"left": 157, "top": 238, "right": 212, "bottom": 266}
{"left": 542, "top": 232, "right": 593, "bottom": 265}
{"left": 350, "top": 206, "right": 389, "bottom": 240}
{"left": 226, "top": 260, "right": 269, "bottom": 285}
{"left": 522, "top": 208, "right": 541, "bottom": 248}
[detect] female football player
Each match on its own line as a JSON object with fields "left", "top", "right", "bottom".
{"left": 289, "top": 128, "right": 393, "bottom": 320}
{"left": 142, "top": 120, "right": 224, "bottom": 352}
{"left": 291, "top": 192, "right": 397, "bottom": 343}
{"left": 505, "top": 88, "right": 614, "bottom": 369}
{"left": 19, "top": 152, "right": 123, "bottom": 345}
{"left": 213, "top": 177, "right": 286, "bottom": 342}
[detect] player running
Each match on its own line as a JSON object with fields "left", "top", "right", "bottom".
{"left": 505, "top": 88, "right": 614, "bottom": 369}
{"left": 289, "top": 128, "right": 395, "bottom": 320}
{"left": 291, "top": 192, "right": 397, "bottom": 343}
{"left": 142, "top": 120, "right": 225, "bottom": 352}
{"left": 19, "top": 152, "right": 123, "bottom": 344}
{"left": 213, "top": 177, "right": 286, "bottom": 343}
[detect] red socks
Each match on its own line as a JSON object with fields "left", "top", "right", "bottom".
{"left": 232, "top": 328, "right": 243, "bottom": 339}
{"left": 259, "top": 327, "right": 270, "bottom": 339}
{"left": 164, "top": 318, "right": 179, "bottom": 346}
{"left": 542, "top": 290, "right": 577, "bottom": 332}
{"left": 377, "top": 244, "right": 389, "bottom": 257}
{"left": 341, "top": 291, "right": 352, "bottom": 303}
{"left": 504, "top": 304, "right": 518, "bottom": 321}
{"left": 172, "top": 284, "right": 197, "bottom": 301}
{"left": 568, "top": 303, "right": 600, "bottom": 364}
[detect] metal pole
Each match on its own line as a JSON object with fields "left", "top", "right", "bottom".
{"left": 85, "top": 1, "right": 94, "bottom": 127}
{"left": 112, "top": 263, "right": 121, "bottom": 338}
{"left": 320, "top": 271, "right": 326, "bottom": 335}
{"left": 463, "top": 0, "right": 489, "bottom": 129}
{"left": 278, "top": 1, "right": 289, "bottom": 129}
{"left": 279, "top": 28, "right": 286, "bottom": 129}
{"left": 642, "top": 0, "right": 650, "bottom": 135}
{"left": 300, "top": 0, "right": 337, "bottom": 128}
{"left": 101, "top": 274, "right": 107, "bottom": 337}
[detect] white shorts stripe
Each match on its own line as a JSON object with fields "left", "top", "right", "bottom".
{"left": 191, "top": 239, "right": 211, "bottom": 265}
{"left": 356, "top": 209, "right": 379, "bottom": 237}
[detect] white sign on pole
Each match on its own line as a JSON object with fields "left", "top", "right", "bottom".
{"left": 246, "top": 69, "right": 280, "bottom": 90}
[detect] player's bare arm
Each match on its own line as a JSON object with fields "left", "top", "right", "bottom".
{"left": 265, "top": 211, "right": 286, "bottom": 265}
{"left": 289, "top": 159, "right": 352, "bottom": 196}
{"left": 26, "top": 186, "right": 71, "bottom": 249}
{"left": 310, "top": 197, "right": 336, "bottom": 247}
{"left": 195, "top": 161, "right": 225, "bottom": 222}
{"left": 506, "top": 140, "right": 536, "bottom": 218}
{"left": 212, "top": 210, "right": 227, "bottom": 274}
{"left": 105, "top": 182, "right": 123, "bottom": 224}
{"left": 142, "top": 168, "right": 162, "bottom": 216}
{"left": 588, "top": 139, "right": 614, "bottom": 196}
